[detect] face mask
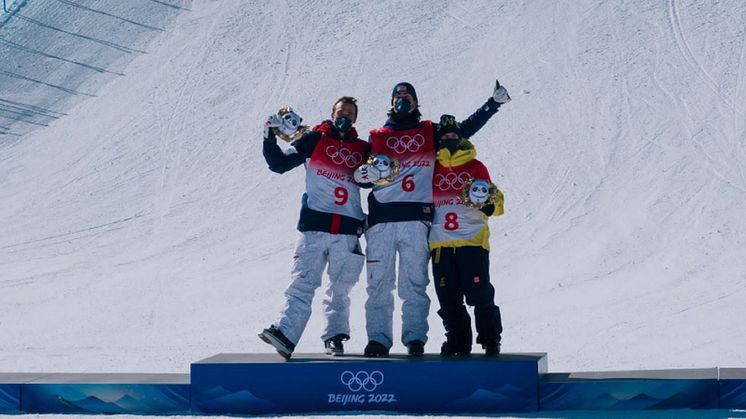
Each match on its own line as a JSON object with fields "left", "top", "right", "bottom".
{"left": 441, "top": 138, "right": 460, "bottom": 154}
{"left": 334, "top": 117, "right": 352, "bottom": 133}
{"left": 394, "top": 98, "right": 411, "bottom": 115}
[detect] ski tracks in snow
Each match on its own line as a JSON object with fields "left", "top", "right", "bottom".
{"left": 733, "top": 16, "right": 746, "bottom": 187}
{"left": 667, "top": 0, "right": 735, "bottom": 111}
{"left": 664, "top": 0, "right": 746, "bottom": 194}
{"left": 151, "top": 4, "right": 218, "bottom": 227}
{"left": 262, "top": 0, "right": 294, "bottom": 108}
{"left": 149, "top": 4, "right": 235, "bottom": 329}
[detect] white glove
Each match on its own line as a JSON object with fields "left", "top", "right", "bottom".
{"left": 353, "top": 164, "right": 381, "bottom": 184}
{"left": 263, "top": 114, "right": 283, "bottom": 137}
{"left": 492, "top": 80, "right": 511, "bottom": 104}
{"left": 468, "top": 179, "right": 491, "bottom": 205}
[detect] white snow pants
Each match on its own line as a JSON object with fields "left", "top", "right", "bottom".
{"left": 364, "top": 221, "right": 431, "bottom": 348}
{"left": 276, "top": 231, "right": 365, "bottom": 345}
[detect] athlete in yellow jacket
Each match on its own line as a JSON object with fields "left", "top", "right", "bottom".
{"left": 429, "top": 114, "right": 504, "bottom": 356}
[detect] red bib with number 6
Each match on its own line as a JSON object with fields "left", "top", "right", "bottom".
{"left": 369, "top": 120, "right": 435, "bottom": 203}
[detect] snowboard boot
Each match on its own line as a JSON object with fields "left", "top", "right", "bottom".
{"left": 258, "top": 325, "right": 295, "bottom": 360}
{"left": 363, "top": 340, "right": 389, "bottom": 357}
{"left": 324, "top": 334, "right": 349, "bottom": 357}
{"left": 406, "top": 340, "right": 425, "bottom": 357}
{"left": 482, "top": 339, "right": 501, "bottom": 356}
{"left": 440, "top": 340, "right": 472, "bottom": 356}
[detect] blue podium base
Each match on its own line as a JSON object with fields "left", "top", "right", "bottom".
{"left": 1, "top": 374, "right": 48, "bottom": 413}
{"left": 720, "top": 368, "right": 746, "bottom": 409}
{"left": 191, "top": 352, "right": 548, "bottom": 415}
{"left": 0, "top": 373, "right": 190, "bottom": 414}
{"left": 540, "top": 368, "right": 719, "bottom": 410}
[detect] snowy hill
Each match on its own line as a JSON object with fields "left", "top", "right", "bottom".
{"left": 1, "top": 0, "right": 745, "bottom": 377}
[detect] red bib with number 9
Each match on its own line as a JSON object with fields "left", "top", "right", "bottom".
{"left": 305, "top": 132, "right": 369, "bottom": 220}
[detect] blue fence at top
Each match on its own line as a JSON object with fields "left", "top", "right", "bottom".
{"left": 3, "top": 1, "right": 15, "bottom": 13}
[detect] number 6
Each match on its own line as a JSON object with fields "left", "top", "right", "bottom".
{"left": 402, "top": 174, "right": 415, "bottom": 192}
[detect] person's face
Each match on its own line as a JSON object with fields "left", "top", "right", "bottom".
{"left": 440, "top": 132, "right": 459, "bottom": 141}
{"left": 332, "top": 102, "right": 357, "bottom": 123}
{"left": 393, "top": 91, "right": 417, "bottom": 108}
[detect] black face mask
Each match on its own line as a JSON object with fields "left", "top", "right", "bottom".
{"left": 394, "top": 98, "right": 412, "bottom": 115}
{"left": 441, "top": 138, "right": 460, "bottom": 154}
{"left": 334, "top": 117, "right": 352, "bottom": 133}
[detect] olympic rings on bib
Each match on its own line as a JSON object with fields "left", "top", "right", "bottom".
{"left": 385, "top": 134, "right": 426, "bottom": 154}
{"left": 434, "top": 171, "right": 472, "bottom": 191}
{"left": 326, "top": 145, "right": 363, "bottom": 168}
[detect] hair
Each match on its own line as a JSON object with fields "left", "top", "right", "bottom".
{"left": 332, "top": 96, "right": 358, "bottom": 119}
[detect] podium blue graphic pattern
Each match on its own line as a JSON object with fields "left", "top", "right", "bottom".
{"left": 3, "top": 356, "right": 746, "bottom": 414}
{"left": 23, "top": 383, "right": 190, "bottom": 414}
{"left": 540, "top": 369, "right": 719, "bottom": 410}
{"left": 191, "top": 353, "right": 547, "bottom": 414}
{"left": 720, "top": 368, "right": 746, "bottom": 409}
{"left": 0, "top": 384, "right": 20, "bottom": 413}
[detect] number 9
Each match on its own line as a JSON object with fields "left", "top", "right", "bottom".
{"left": 334, "top": 186, "right": 349, "bottom": 205}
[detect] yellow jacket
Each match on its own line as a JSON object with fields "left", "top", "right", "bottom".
{"left": 429, "top": 140, "right": 502, "bottom": 251}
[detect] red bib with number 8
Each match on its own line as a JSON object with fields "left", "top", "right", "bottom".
{"left": 429, "top": 159, "right": 492, "bottom": 245}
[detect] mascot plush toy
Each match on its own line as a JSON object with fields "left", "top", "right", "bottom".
{"left": 353, "top": 154, "right": 399, "bottom": 185}
{"left": 461, "top": 178, "right": 504, "bottom": 215}
{"left": 270, "top": 106, "right": 309, "bottom": 142}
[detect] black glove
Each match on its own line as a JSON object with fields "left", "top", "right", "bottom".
{"left": 480, "top": 204, "right": 496, "bottom": 216}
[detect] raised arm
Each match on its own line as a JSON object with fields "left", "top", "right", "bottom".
{"left": 262, "top": 127, "right": 320, "bottom": 174}
{"left": 459, "top": 80, "right": 511, "bottom": 139}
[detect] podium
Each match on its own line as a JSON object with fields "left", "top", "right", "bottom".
{"left": 0, "top": 374, "right": 46, "bottom": 413}
{"left": 2, "top": 373, "right": 190, "bottom": 414}
{"left": 6, "top": 355, "right": 746, "bottom": 414}
{"left": 540, "top": 368, "right": 719, "bottom": 410}
{"left": 191, "top": 353, "right": 548, "bottom": 415}
{"left": 720, "top": 368, "right": 746, "bottom": 409}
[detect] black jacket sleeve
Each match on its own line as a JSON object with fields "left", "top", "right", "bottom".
{"left": 262, "top": 129, "right": 321, "bottom": 174}
{"left": 459, "top": 97, "right": 502, "bottom": 139}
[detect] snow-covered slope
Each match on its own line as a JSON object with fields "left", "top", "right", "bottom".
{"left": 1, "top": 0, "right": 745, "bottom": 375}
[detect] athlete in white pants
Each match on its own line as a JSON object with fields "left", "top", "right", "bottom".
{"left": 259, "top": 97, "right": 369, "bottom": 359}
{"left": 358, "top": 81, "right": 509, "bottom": 357}
{"left": 364, "top": 221, "right": 431, "bottom": 349}
{"left": 278, "top": 231, "right": 365, "bottom": 345}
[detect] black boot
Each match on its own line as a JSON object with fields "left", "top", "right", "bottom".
{"left": 364, "top": 340, "right": 389, "bottom": 357}
{"left": 324, "top": 334, "right": 349, "bottom": 356}
{"left": 406, "top": 340, "right": 425, "bottom": 357}
{"left": 482, "top": 339, "right": 501, "bottom": 356}
{"left": 258, "top": 325, "right": 296, "bottom": 360}
{"left": 440, "top": 340, "right": 471, "bottom": 356}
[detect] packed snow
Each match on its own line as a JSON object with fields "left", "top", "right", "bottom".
{"left": 2, "top": 4, "right": 746, "bottom": 419}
